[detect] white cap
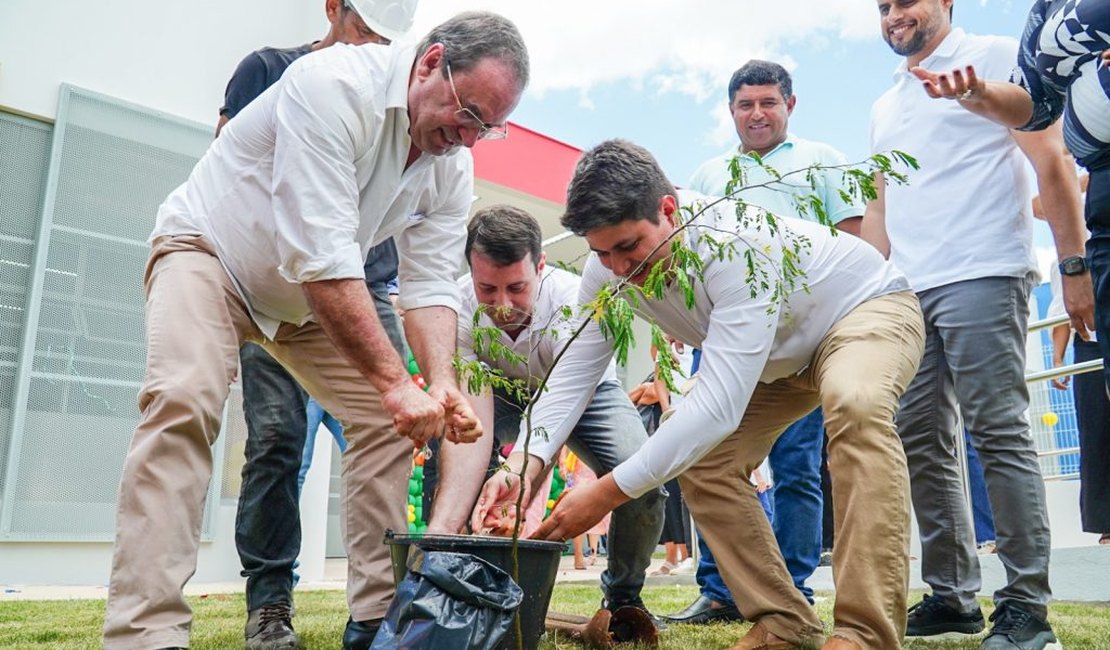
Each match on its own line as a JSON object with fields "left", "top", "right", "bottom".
{"left": 345, "top": 0, "right": 417, "bottom": 42}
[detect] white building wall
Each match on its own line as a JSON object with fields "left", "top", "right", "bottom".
{"left": 0, "top": 0, "right": 325, "bottom": 124}
{"left": 0, "top": 0, "right": 347, "bottom": 588}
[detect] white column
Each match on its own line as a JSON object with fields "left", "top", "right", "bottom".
{"left": 297, "top": 424, "right": 334, "bottom": 583}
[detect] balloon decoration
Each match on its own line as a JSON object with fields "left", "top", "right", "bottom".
{"left": 407, "top": 349, "right": 430, "bottom": 532}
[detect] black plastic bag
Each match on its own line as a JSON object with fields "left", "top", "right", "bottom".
{"left": 371, "top": 549, "right": 524, "bottom": 649}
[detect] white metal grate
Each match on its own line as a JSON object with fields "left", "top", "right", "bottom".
{"left": 0, "top": 112, "right": 52, "bottom": 504}
{"left": 0, "top": 87, "right": 227, "bottom": 541}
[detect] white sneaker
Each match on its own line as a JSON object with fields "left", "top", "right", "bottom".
{"left": 671, "top": 557, "right": 695, "bottom": 575}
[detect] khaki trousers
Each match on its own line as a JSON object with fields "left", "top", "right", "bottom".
{"left": 678, "top": 291, "right": 924, "bottom": 649}
{"left": 102, "top": 236, "right": 411, "bottom": 650}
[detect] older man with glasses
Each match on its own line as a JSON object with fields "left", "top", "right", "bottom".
{"left": 101, "top": 11, "right": 529, "bottom": 650}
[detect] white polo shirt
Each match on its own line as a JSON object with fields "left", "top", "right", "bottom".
{"left": 870, "top": 28, "right": 1037, "bottom": 292}
{"left": 153, "top": 43, "right": 472, "bottom": 338}
{"left": 515, "top": 190, "right": 911, "bottom": 497}
{"left": 456, "top": 266, "right": 617, "bottom": 390}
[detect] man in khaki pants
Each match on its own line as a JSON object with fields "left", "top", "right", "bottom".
{"left": 102, "top": 12, "right": 529, "bottom": 650}
{"left": 508, "top": 139, "right": 924, "bottom": 650}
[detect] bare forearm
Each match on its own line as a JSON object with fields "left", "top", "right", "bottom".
{"left": 862, "top": 203, "right": 889, "bottom": 258}
{"left": 1036, "top": 159, "right": 1086, "bottom": 260}
{"left": 404, "top": 305, "right": 461, "bottom": 389}
{"left": 428, "top": 440, "right": 493, "bottom": 532}
{"left": 1052, "top": 324, "right": 1070, "bottom": 367}
{"left": 835, "top": 216, "right": 863, "bottom": 237}
{"left": 960, "top": 81, "right": 1036, "bottom": 129}
{"left": 428, "top": 389, "right": 495, "bottom": 533}
{"left": 303, "top": 278, "right": 407, "bottom": 393}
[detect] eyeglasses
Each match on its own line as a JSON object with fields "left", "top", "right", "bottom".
{"left": 444, "top": 60, "right": 509, "bottom": 141}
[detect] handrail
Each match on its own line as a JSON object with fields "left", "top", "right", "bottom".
{"left": 1025, "top": 359, "right": 1103, "bottom": 383}
{"left": 1028, "top": 313, "right": 1070, "bottom": 333}
{"left": 1024, "top": 314, "right": 1101, "bottom": 482}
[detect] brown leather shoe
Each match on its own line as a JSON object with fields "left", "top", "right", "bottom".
{"left": 729, "top": 622, "right": 795, "bottom": 650}
{"left": 821, "top": 637, "right": 862, "bottom": 650}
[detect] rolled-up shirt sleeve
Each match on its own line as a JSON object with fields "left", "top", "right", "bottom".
{"left": 511, "top": 257, "right": 616, "bottom": 465}
{"left": 396, "top": 155, "right": 473, "bottom": 315}
{"left": 271, "top": 63, "right": 371, "bottom": 285}
{"left": 820, "top": 148, "right": 865, "bottom": 225}
{"left": 612, "top": 253, "right": 778, "bottom": 498}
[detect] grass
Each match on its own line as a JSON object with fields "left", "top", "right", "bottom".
{"left": 1, "top": 587, "right": 1109, "bottom": 649}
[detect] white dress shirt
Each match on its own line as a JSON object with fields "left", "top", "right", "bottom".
{"left": 514, "top": 190, "right": 910, "bottom": 498}
{"left": 153, "top": 43, "right": 473, "bottom": 338}
{"left": 456, "top": 267, "right": 617, "bottom": 390}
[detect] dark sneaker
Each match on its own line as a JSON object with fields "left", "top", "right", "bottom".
{"left": 979, "top": 603, "right": 1062, "bottom": 650}
{"left": 342, "top": 617, "right": 382, "bottom": 650}
{"left": 603, "top": 597, "right": 668, "bottom": 632}
{"left": 245, "top": 601, "right": 300, "bottom": 650}
{"left": 906, "top": 593, "right": 985, "bottom": 639}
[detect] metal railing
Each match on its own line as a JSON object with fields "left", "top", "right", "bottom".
{"left": 1025, "top": 313, "right": 1102, "bottom": 481}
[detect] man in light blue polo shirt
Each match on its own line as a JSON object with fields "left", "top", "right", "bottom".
{"left": 664, "top": 59, "right": 863, "bottom": 627}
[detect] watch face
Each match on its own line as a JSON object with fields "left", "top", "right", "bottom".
{"left": 1061, "top": 256, "right": 1087, "bottom": 275}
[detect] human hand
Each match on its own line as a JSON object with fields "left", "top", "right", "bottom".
{"left": 382, "top": 381, "right": 444, "bottom": 446}
{"left": 628, "top": 381, "right": 661, "bottom": 406}
{"left": 470, "top": 467, "right": 532, "bottom": 536}
{"left": 1061, "top": 272, "right": 1096, "bottom": 342}
{"left": 911, "top": 64, "right": 985, "bottom": 102}
{"left": 1051, "top": 373, "right": 1072, "bottom": 391}
{"left": 429, "top": 385, "right": 483, "bottom": 443}
{"left": 531, "top": 475, "right": 629, "bottom": 542}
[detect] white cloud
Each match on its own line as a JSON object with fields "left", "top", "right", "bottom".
{"left": 409, "top": 2, "right": 879, "bottom": 101}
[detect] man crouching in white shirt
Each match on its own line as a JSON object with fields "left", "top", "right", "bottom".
{"left": 516, "top": 139, "right": 925, "bottom": 650}
{"left": 431, "top": 204, "right": 666, "bottom": 623}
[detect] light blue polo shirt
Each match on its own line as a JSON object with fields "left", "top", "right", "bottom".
{"left": 687, "top": 134, "right": 863, "bottom": 225}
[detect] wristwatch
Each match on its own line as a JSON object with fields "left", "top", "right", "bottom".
{"left": 1059, "top": 254, "right": 1089, "bottom": 276}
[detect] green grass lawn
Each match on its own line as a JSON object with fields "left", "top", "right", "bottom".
{"left": 2, "top": 586, "right": 1108, "bottom": 649}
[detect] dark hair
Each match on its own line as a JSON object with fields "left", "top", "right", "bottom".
{"left": 466, "top": 204, "right": 543, "bottom": 267}
{"left": 727, "top": 59, "right": 793, "bottom": 104}
{"left": 416, "top": 11, "right": 530, "bottom": 92}
{"left": 561, "top": 139, "right": 675, "bottom": 236}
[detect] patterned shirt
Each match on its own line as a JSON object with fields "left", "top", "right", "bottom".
{"left": 1014, "top": 0, "right": 1110, "bottom": 170}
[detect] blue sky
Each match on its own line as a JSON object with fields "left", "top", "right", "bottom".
{"left": 507, "top": 2, "right": 1029, "bottom": 183}
{"left": 411, "top": 1, "right": 1051, "bottom": 258}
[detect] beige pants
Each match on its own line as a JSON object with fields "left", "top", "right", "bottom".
{"left": 102, "top": 236, "right": 411, "bottom": 650}
{"left": 679, "top": 291, "right": 925, "bottom": 650}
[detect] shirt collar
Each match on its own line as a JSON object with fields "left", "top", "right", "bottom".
{"left": 893, "top": 27, "right": 966, "bottom": 77}
{"left": 736, "top": 133, "right": 797, "bottom": 160}
{"left": 384, "top": 45, "right": 417, "bottom": 111}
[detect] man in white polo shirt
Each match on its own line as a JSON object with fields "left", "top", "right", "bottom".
{"left": 486, "top": 139, "right": 924, "bottom": 650}
{"left": 430, "top": 204, "right": 665, "bottom": 624}
{"left": 864, "top": 1, "right": 1088, "bottom": 648}
{"left": 102, "top": 12, "right": 528, "bottom": 650}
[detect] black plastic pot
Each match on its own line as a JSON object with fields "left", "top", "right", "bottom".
{"left": 385, "top": 531, "right": 564, "bottom": 650}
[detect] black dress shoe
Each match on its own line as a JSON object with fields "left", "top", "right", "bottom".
{"left": 662, "top": 594, "right": 744, "bottom": 625}
{"left": 342, "top": 617, "right": 382, "bottom": 650}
